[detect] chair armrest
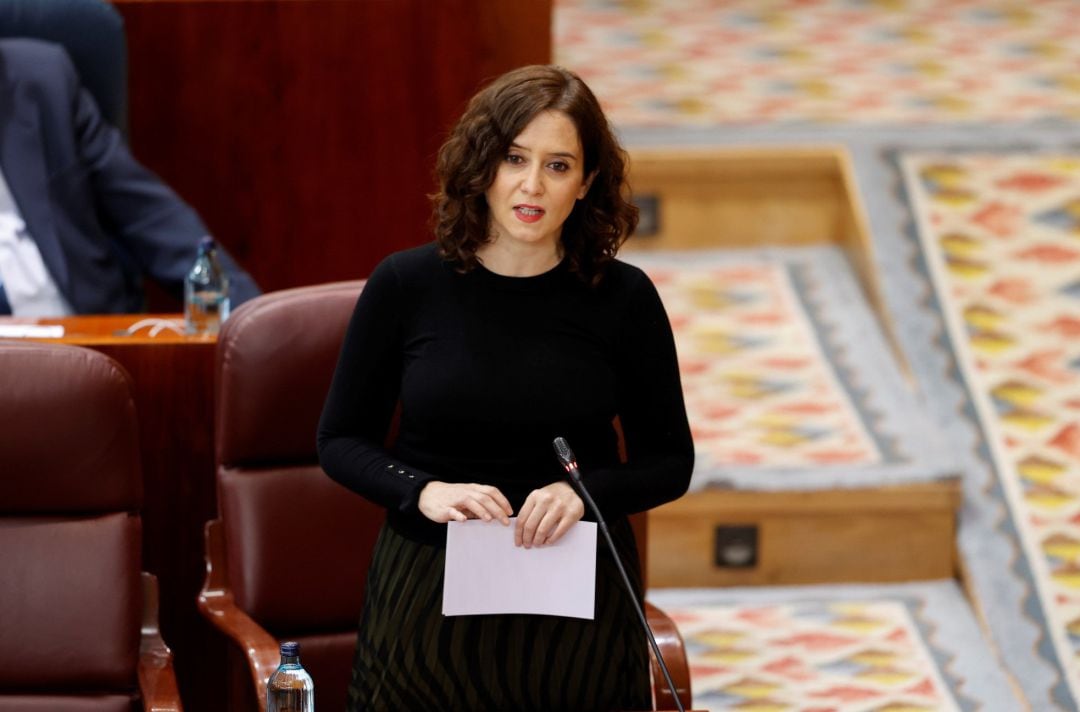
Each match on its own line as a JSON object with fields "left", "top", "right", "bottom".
{"left": 197, "top": 519, "right": 279, "bottom": 712}
{"left": 139, "top": 572, "right": 183, "bottom": 711}
{"left": 645, "top": 601, "right": 692, "bottom": 712}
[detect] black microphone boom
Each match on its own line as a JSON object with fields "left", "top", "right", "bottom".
{"left": 551, "top": 436, "right": 686, "bottom": 712}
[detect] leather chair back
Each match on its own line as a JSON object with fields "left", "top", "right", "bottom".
{"left": 0, "top": 0, "right": 128, "bottom": 133}
{"left": 215, "top": 282, "right": 384, "bottom": 709}
{"left": 0, "top": 341, "right": 142, "bottom": 711}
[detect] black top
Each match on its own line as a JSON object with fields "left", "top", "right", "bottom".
{"left": 317, "top": 243, "right": 693, "bottom": 543}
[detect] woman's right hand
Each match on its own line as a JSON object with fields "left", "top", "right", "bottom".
{"left": 418, "top": 481, "right": 513, "bottom": 525}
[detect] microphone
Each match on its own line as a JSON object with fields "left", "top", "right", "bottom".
{"left": 552, "top": 437, "right": 686, "bottom": 712}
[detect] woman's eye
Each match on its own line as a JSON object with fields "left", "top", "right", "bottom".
{"left": 505, "top": 154, "right": 524, "bottom": 165}
{"left": 549, "top": 162, "right": 569, "bottom": 173}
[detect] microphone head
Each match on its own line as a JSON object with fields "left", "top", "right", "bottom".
{"left": 552, "top": 437, "right": 576, "bottom": 467}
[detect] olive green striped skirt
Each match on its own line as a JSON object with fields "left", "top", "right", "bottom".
{"left": 347, "top": 518, "right": 651, "bottom": 712}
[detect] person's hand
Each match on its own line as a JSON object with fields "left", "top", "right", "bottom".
{"left": 418, "top": 481, "right": 513, "bottom": 525}
{"left": 515, "top": 481, "right": 584, "bottom": 548}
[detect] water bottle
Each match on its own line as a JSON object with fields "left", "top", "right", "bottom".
{"left": 267, "top": 641, "right": 314, "bottom": 712}
{"left": 183, "top": 236, "right": 230, "bottom": 335}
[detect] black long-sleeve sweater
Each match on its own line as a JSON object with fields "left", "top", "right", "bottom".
{"left": 317, "top": 242, "right": 693, "bottom": 544}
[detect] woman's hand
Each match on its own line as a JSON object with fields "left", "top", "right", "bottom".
{"left": 515, "top": 481, "right": 585, "bottom": 548}
{"left": 418, "top": 481, "right": 513, "bottom": 525}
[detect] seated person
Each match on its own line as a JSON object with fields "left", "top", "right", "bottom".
{"left": 0, "top": 38, "right": 260, "bottom": 316}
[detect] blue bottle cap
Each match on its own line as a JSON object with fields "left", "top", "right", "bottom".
{"left": 199, "top": 235, "right": 216, "bottom": 250}
{"left": 280, "top": 641, "right": 300, "bottom": 657}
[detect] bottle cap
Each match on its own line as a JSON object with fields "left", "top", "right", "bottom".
{"left": 199, "top": 235, "right": 216, "bottom": 250}
{"left": 280, "top": 641, "right": 300, "bottom": 657}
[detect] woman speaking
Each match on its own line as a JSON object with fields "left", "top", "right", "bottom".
{"left": 318, "top": 64, "right": 693, "bottom": 712}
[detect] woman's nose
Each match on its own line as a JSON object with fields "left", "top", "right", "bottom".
{"left": 519, "top": 166, "right": 544, "bottom": 196}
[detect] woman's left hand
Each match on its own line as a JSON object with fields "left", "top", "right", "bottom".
{"left": 515, "top": 481, "right": 585, "bottom": 548}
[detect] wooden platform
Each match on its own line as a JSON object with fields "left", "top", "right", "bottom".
{"left": 624, "top": 147, "right": 959, "bottom": 587}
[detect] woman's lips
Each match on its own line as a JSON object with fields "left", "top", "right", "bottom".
{"left": 514, "top": 205, "right": 545, "bottom": 223}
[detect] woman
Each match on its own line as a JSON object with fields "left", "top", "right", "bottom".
{"left": 318, "top": 64, "right": 693, "bottom": 712}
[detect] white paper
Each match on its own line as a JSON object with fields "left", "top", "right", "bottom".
{"left": 0, "top": 324, "right": 64, "bottom": 338}
{"left": 443, "top": 517, "right": 597, "bottom": 619}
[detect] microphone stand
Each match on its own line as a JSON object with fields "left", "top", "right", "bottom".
{"left": 553, "top": 437, "right": 686, "bottom": 712}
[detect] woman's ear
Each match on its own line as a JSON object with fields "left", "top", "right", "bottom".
{"left": 578, "top": 171, "right": 597, "bottom": 200}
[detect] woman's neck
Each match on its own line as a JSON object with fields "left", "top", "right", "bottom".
{"left": 476, "top": 239, "right": 561, "bottom": 277}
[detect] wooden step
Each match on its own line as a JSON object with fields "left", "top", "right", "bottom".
{"left": 648, "top": 482, "right": 960, "bottom": 587}
{"left": 624, "top": 146, "right": 906, "bottom": 373}
{"left": 623, "top": 147, "right": 955, "bottom": 588}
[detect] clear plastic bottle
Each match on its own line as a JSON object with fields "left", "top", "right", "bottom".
{"left": 183, "top": 236, "right": 230, "bottom": 335}
{"left": 266, "top": 641, "right": 314, "bottom": 712}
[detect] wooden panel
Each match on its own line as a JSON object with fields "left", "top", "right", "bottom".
{"left": 834, "top": 149, "right": 909, "bottom": 371}
{"left": 626, "top": 148, "right": 849, "bottom": 247}
{"left": 93, "top": 339, "right": 222, "bottom": 708}
{"left": 648, "top": 485, "right": 960, "bottom": 587}
{"left": 113, "top": 0, "right": 552, "bottom": 296}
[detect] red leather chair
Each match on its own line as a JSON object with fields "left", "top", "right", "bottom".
{"left": 199, "top": 281, "right": 691, "bottom": 712}
{"left": 200, "top": 282, "right": 381, "bottom": 712}
{"left": 0, "top": 341, "right": 181, "bottom": 712}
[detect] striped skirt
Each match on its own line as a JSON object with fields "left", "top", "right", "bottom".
{"left": 346, "top": 517, "right": 651, "bottom": 712}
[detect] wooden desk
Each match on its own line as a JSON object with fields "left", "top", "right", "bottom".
{"left": 5, "top": 315, "right": 224, "bottom": 710}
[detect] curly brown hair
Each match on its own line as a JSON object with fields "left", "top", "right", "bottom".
{"left": 432, "top": 65, "right": 638, "bottom": 285}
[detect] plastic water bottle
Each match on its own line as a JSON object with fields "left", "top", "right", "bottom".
{"left": 183, "top": 236, "right": 230, "bottom": 335}
{"left": 267, "top": 641, "right": 314, "bottom": 712}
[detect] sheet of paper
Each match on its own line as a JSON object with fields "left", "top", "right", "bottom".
{"left": 443, "top": 517, "right": 597, "bottom": 619}
{"left": 0, "top": 324, "right": 64, "bottom": 338}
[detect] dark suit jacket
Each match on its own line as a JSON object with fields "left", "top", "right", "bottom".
{"left": 0, "top": 38, "right": 259, "bottom": 314}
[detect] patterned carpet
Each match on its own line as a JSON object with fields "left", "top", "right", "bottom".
{"left": 648, "top": 581, "right": 1020, "bottom": 711}
{"left": 554, "top": 0, "right": 1080, "bottom": 708}
{"left": 556, "top": 0, "right": 1080, "bottom": 127}
{"left": 904, "top": 153, "right": 1080, "bottom": 708}
{"left": 623, "top": 246, "right": 953, "bottom": 491}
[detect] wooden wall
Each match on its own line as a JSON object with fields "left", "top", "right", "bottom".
{"left": 114, "top": 0, "right": 552, "bottom": 297}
